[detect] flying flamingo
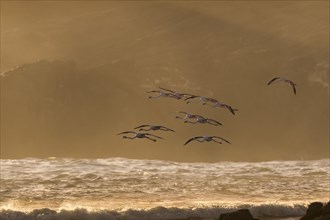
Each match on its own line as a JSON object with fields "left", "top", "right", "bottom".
{"left": 185, "top": 95, "right": 218, "bottom": 105}
{"left": 267, "top": 77, "right": 297, "bottom": 95}
{"left": 158, "top": 87, "right": 195, "bottom": 100}
{"left": 134, "top": 125, "right": 175, "bottom": 132}
{"left": 184, "top": 115, "right": 223, "bottom": 126}
{"left": 184, "top": 135, "right": 231, "bottom": 146}
{"left": 117, "top": 131, "right": 163, "bottom": 142}
{"left": 147, "top": 90, "right": 181, "bottom": 99}
{"left": 210, "top": 102, "right": 238, "bottom": 115}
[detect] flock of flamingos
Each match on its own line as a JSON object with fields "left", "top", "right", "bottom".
{"left": 117, "top": 77, "right": 297, "bottom": 146}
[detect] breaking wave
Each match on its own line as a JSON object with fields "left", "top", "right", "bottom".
{"left": 0, "top": 203, "right": 308, "bottom": 220}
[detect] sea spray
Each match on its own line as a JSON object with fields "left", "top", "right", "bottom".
{"left": 1, "top": 158, "right": 329, "bottom": 219}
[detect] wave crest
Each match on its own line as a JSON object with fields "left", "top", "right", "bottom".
{"left": 0, "top": 203, "right": 308, "bottom": 220}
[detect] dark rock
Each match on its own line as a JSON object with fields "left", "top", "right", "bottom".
{"left": 322, "top": 201, "right": 330, "bottom": 215}
{"left": 218, "top": 209, "right": 258, "bottom": 220}
{"left": 314, "top": 213, "right": 330, "bottom": 220}
{"left": 300, "top": 202, "right": 324, "bottom": 220}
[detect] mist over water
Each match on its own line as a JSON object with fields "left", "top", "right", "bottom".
{"left": 1, "top": 1, "right": 329, "bottom": 162}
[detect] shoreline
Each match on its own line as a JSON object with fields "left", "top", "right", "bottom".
{"left": 0, "top": 201, "right": 328, "bottom": 220}
{"left": 0, "top": 207, "right": 309, "bottom": 220}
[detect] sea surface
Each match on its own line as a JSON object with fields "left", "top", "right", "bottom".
{"left": 0, "top": 158, "right": 329, "bottom": 220}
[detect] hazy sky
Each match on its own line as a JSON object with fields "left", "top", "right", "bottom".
{"left": 1, "top": 1, "right": 329, "bottom": 162}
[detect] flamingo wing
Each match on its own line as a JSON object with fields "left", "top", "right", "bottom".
{"left": 225, "top": 105, "right": 235, "bottom": 115}
{"left": 144, "top": 133, "right": 163, "bottom": 139}
{"left": 184, "top": 95, "right": 199, "bottom": 101}
{"left": 184, "top": 137, "right": 196, "bottom": 145}
{"left": 267, "top": 77, "right": 280, "bottom": 85}
{"left": 208, "top": 119, "right": 223, "bottom": 126}
{"left": 134, "top": 125, "right": 150, "bottom": 129}
{"left": 159, "top": 126, "right": 175, "bottom": 132}
{"left": 158, "top": 87, "right": 175, "bottom": 93}
{"left": 213, "top": 136, "right": 231, "bottom": 144}
{"left": 205, "top": 97, "right": 219, "bottom": 103}
{"left": 290, "top": 82, "right": 297, "bottom": 95}
{"left": 184, "top": 136, "right": 203, "bottom": 145}
{"left": 117, "top": 131, "right": 136, "bottom": 135}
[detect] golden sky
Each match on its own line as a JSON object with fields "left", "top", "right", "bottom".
{"left": 1, "top": 1, "right": 329, "bottom": 162}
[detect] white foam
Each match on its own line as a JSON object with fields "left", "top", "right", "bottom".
{"left": 0, "top": 203, "right": 310, "bottom": 220}
{"left": 1, "top": 158, "right": 329, "bottom": 218}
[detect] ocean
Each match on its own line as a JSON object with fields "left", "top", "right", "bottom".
{"left": 0, "top": 158, "right": 329, "bottom": 220}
